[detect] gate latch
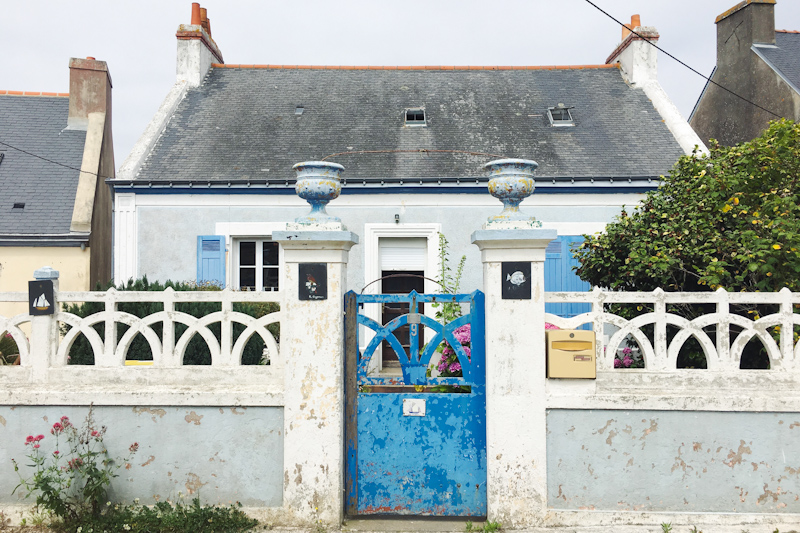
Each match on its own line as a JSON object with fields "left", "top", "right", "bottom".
{"left": 407, "top": 312, "right": 421, "bottom": 324}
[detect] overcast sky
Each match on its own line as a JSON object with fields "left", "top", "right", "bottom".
{"left": 3, "top": 0, "right": 799, "bottom": 169}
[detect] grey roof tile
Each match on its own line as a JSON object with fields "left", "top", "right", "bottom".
{"left": 0, "top": 96, "right": 85, "bottom": 235}
{"left": 135, "top": 67, "right": 684, "bottom": 182}
{"left": 758, "top": 32, "right": 800, "bottom": 93}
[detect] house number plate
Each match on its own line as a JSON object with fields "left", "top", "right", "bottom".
{"left": 403, "top": 398, "right": 426, "bottom": 417}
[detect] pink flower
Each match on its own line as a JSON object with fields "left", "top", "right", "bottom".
{"left": 25, "top": 435, "right": 34, "bottom": 445}
{"left": 33, "top": 444, "right": 40, "bottom": 449}
{"left": 453, "top": 325, "right": 471, "bottom": 344}
{"left": 129, "top": 442, "right": 139, "bottom": 453}
{"left": 545, "top": 322, "right": 560, "bottom": 330}
{"left": 53, "top": 450, "right": 60, "bottom": 455}
{"left": 35, "top": 435, "right": 44, "bottom": 441}
{"left": 91, "top": 430, "right": 99, "bottom": 437}
{"left": 463, "top": 346, "right": 471, "bottom": 358}
{"left": 614, "top": 358, "right": 622, "bottom": 368}
{"left": 622, "top": 347, "right": 632, "bottom": 355}
{"left": 449, "top": 362, "right": 462, "bottom": 373}
{"left": 622, "top": 355, "right": 633, "bottom": 367}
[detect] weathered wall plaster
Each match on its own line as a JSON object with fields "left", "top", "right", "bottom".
{"left": 547, "top": 409, "right": 800, "bottom": 512}
{"left": 0, "top": 406, "right": 283, "bottom": 507}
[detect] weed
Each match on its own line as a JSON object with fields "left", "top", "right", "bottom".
{"left": 689, "top": 527, "right": 702, "bottom": 533}
{"left": 661, "top": 523, "right": 672, "bottom": 533}
{"left": 0, "top": 510, "right": 9, "bottom": 530}
{"left": 465, "top": 521, "right": 501, "bottom": 533}
{"left": 45, "top": 497, "right": 259, "bottom": 532}
{"left": 12, "top": 407, "right": 138, "bottom": 522}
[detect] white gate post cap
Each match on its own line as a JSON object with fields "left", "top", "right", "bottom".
{"left": 34, "top": 266, "right": 60, "bottom": 280}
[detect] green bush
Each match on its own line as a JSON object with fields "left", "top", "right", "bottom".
{"left": 63, "top": 277, "right": 279, "bottom": 366}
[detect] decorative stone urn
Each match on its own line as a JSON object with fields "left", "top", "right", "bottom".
{"left": 292, "top": 161, "right": 344, "bottom": 226}
{"left": 484, "top": 158, "right": 542, "bottom": 228}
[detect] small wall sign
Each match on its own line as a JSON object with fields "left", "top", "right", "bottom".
{"left": 299, "top": 263, "right": 327, "bottom": 300}
{"left": 502, "top": 262, "right": 531, "bottom": 300}
{"left": 29, "top": 280, "right": 55, "bottom": 315}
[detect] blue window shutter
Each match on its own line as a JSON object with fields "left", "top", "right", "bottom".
{"left": 197, "top": 235, "right": 226, "bottom": 287}
{"left": 545, "top": 236, "right": 591, "bottom": 324}
{"left": 544, "top": 238, "right": 564, "bottom": 317}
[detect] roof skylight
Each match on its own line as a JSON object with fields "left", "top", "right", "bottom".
{"left": 404, "top": 108, "right": 426, "bottom": 127}
{"left": 547, "top": 104, "right": 575, "bottom": 127}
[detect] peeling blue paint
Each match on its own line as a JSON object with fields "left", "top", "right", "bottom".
{"left": 346, "top": 290, "right": 486, "bottom": 516}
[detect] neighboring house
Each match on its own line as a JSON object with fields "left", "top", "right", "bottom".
{"left": 0, "top": 58, "right": 115, "bottom": 318}
{"left": 114, "top": 7, "right": 704, "bottom": 324}
{"left": 690, "top": 0, "right": 800, "bottom": 146}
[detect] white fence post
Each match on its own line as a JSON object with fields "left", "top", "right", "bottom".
{"left": 273, "top": 228, "right": 358, "bottom": 527}
{"left": 27, "top": 267, "right": 60, "bottom": 376}
{"left": 472, "top": 227, "right": 557, "bottom": 528}
{"left": 98, "top": 288, "right": 118, "bottom": 366}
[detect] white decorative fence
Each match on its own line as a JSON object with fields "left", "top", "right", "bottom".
{"left": 546, "top": 287, "right": 800, "bottom": 372}
{"left": 1, "top": 288, "right": 281, "bottom": 368}
{"left": 0, "top": 288, "right": 284, "bottom": 407}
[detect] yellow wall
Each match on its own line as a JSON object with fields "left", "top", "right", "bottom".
{"left": 0, "top": 246, "right": 90, "bottom": 320}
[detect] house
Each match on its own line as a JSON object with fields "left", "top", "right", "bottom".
{"left": 0, "top": 57, "right": 115, "bottom": 318}
{"left": 113, "top": 6, "right": 704, "bottom": 326}
{"left": 690, "top": 0, "right": 800, "bottom": 146}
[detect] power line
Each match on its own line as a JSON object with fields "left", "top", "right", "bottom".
{"left": 0, "top": 140, "right": 114, "bottom": 180}
{"left": 584, "top": 0, "right": 783, "bottom": 119}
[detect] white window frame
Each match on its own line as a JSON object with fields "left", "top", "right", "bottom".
{"left": 215, "top": 222, "right": 287, "bottom": 291}
{"left": 233, "top": 238, "right": 281, "bottom": 292}
{"left": 363, "top": 223, "right": 441, "bottom": 374}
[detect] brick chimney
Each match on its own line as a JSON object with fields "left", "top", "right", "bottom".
{"left": 605, "top": 15, "right": 660, "bottom": 86}
{"left": 67, "top": 57, "right": 112, "bottom": 130}
{"left": 176, "top": 2, "right": 224, "bottom": 87}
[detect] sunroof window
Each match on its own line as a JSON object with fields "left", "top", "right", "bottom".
{"left": 405, "top": 108, "right": 426, "bottom": 126}
{"left": 547, "top": 104, "right": 574, "bottom": 127}
{"left": 12, "top": 202, "right": 25, "bottom": 210}
{"left": 295, "top": 105, "right": 304, "bottom": 115}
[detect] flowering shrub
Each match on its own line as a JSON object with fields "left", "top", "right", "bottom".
{"left": 614, "top": 345, "right": 644, "bottom": 368}
{"left": 12, "top": 408, "right": 138, "bottom": 522}
{"left": 436, "top": 324, "right": 471, "bottom": 377}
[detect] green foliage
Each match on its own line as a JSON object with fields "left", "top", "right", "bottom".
{"left": 0, "top": 333, "right": 19, "bottom": 365}
{"left": 661, "top": 523, "right": 673, "bottom": 533}
{"left": 689, "top": 527, "right": 702, "bottom": 533}
{"left": 12, "top": 408, "right": 138, "bottom": 523}
{"left": 49, "top": 498, "right": 260, "bottom": 533}
{"left": 465, "top": 521, "right": 501, "bottom": 533}
{"left": 575, "top": 119, "right": 800, "bottom": 294}
{"left": 63, "top": 277, "right": 279, "bottom": 366}
{"left": 575, "top": 120, "right": 800, "bottom": 369}
{"left": 432, "top": 233, "right": 466, "bottom": 324}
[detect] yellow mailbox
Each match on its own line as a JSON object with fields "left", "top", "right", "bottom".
{"left": 546, "top": 329, "right": 596, "bottom": 379}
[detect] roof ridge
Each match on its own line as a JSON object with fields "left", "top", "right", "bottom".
{"left": 209, "top": 63, "right": 619, "bottom": 71}
{"left": 776, "top": 29, "right": 800, "bottom": 34}
{"left": 0, "top": 90, "right": 69, "bottom": 97}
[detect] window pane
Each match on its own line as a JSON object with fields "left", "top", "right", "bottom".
{"left": 240, "top": 267, "right": 256, "bottom": 290}
{"left": 263, "top": 241, "right": 279, "bottom": 266}
{"left": 264, "top": 267, "right": 279, "bottom": 290}
{"left": 240, "top": 241, "right": 256, "bottom": 266}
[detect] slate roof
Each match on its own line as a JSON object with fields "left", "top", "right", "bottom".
{"left": 132, "top": 65, "right": 685, "bottom": 185}
{"left": 0, "top": 95, "right": 85, "bottom": 236}
{"left": 757, "top": 31, "right": 800, "bottom": 93}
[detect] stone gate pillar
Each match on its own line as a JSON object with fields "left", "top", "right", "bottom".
{"left": 273, "top": 161, "right": 358, "bottom": 527}
{"left": 471, "top": 159, "right": 556, "bottom": 528}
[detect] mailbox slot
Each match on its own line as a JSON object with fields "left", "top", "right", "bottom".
{"left": 547, "top": 329, "right": 596, "bottom": 379}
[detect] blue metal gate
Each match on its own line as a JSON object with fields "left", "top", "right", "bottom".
{"left": 344, "top": 290, "right": 486, "bottom": 517}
